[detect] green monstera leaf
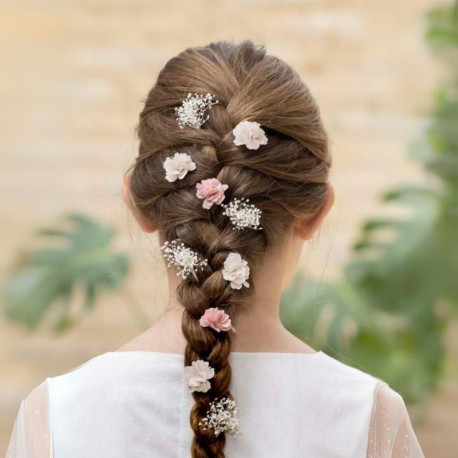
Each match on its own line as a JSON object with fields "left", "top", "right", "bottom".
{"left": 3, "top": 214, "right": 130, "bottom": 333}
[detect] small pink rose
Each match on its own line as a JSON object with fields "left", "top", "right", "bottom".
{"left": 196, "top": 178, "right": 229, "bottom": 209}
{"left": 199, "top": 307, "right": 234, "bottom": 332}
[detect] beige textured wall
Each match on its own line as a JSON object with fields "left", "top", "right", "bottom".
{"left": 1, "top": 0, "right": 455, "bottom": 456}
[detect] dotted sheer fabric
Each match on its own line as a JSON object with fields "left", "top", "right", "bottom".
{"left": 6, "top": 379, "right": 52, "bottom": 458}
{"left": 6, "top": 352, "right": 425, "bottom": 458}
{"left": 367, "top": 382, "right": 425, "bottom": 458}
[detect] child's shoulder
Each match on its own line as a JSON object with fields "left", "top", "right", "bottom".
{"left": 316, "top": 351, "right": 384, "bottom": 386}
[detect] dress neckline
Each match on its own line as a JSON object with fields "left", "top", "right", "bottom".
{"left": 103, "top": 350, "right": 324, "bottom": 359}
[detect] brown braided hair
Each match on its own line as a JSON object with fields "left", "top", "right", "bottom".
{"left": 126, "top": 40, "right": 331, "bottom": 458}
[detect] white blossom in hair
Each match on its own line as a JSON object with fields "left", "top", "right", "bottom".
{"left": 183, "top": 360, "right": 215, "bottom": 393}
{"left": 222, "top": 252, "right": 250, "bottom": 290}
{"left": 199, "top": 397, "right": 240, "bottom": 437}
{"left": 222, "top": 197, "right": 262, "bottom": 230}
{"left": 175, "top": 92, "right": 219, "bottom": 129}
{"left": 163, "top": 152, "right": 196, "bottom": 182}
{"left": 232, "top": 120, "right": 268, "bottom": 150}
{"left": 160, "top": 240, "right": 208, "bottom": 280}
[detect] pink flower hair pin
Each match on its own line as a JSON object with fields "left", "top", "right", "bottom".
{"left": 196, "top": 178, "right": 229, "bottom": 209}
{"left": 199, "top": 307, "right": 235, "bottom": 333}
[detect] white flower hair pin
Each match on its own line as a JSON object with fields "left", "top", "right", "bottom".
{"left": 199, "top": 397, "right": 240, "bottom": 437}
{"left": 175, "top": 92, "right": 219, "bottom": 129}
{"left": 163, "top": 152, "right": 196, "bottom": 182}
{"left": 222, "top": 197, "right": 262, "bottom": 230}
{"left": 183, "top": 360, "right": 215, "bottom": 393}
{"left": 222, "top": 252, "right": 250, "bottom": 290}
{"left": 232, "top": 120, "right": 268, "bottom": 150}
{"left": 160, "top": 239, "right": 208, "bottom": 280}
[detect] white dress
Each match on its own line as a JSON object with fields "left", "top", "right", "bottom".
{"left": 6, "top": 350, "right": 425, "bottom": 458}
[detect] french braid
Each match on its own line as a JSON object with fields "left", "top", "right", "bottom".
{"left": 128, "top": 40, "right": 331, "bottom": 457}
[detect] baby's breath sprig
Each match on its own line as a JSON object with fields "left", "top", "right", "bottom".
{"left": 199, "top": 397, "right": 240, "bottom": 437}
{"left": 174, "top": 92, "right": 219, "bottom": 129}
{"left": 160, "top": 239, "right": 208, "bottom": 281}
{"left": 222, "top": 197, "right": 262, "bottom": 231}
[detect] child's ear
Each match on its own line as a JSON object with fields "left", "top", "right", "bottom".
{"left": 293, "top": 182, "right": 334, "bottom": 240}
{"left": 122, "top": 173, "right": 158, "bottom": 233}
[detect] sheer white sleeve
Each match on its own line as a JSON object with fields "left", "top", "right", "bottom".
{"left": 367, "top": 382, "right": 425, "bottom": 458}
{"left": 6, "top": 378, "right": 53, "bottom": 458}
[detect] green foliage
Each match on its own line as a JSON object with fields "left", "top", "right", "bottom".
{"left": 281, "top": 271, "right": 447, "bottom": 404}
{"left": 281, "top": 2, "right": 458, "bottom": 404}
{"left": 3, "top": 214, "right": 130, "bottom": 333}
{"left": 425, "top": 2, "right": 458, "bottom": 46}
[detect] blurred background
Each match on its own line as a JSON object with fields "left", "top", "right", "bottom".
{"left": 1, "top": 0, "right": 457, "bottom": 456}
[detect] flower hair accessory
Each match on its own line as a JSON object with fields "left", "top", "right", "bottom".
{"left": 183, "top": 360, "right": 215, "bottom": 393}
{"left": 196, "top": 178, "right": 229, "bottom": 209}
{"left": 222, "top": 252, "right": 250, "bottom": 290}
{"left": 199, "top": 397, "right": 240, "bottom": 437}
{"left": 163, "top": 152, "right": 196, "bottom": 182}
{"left": 232, "top": 120, "right": 268, "bottom": 150}
{"left": 222, "top": 197, "right": 262, "bottom": 230}
{"left": 160, "top": 239, "right": 208, "bottom": 280}
{"left": 199, "top": 307, "right": 234, "bottom": 332}
{"left": 175, "top": 92, "right": 219, "bottom": 129}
